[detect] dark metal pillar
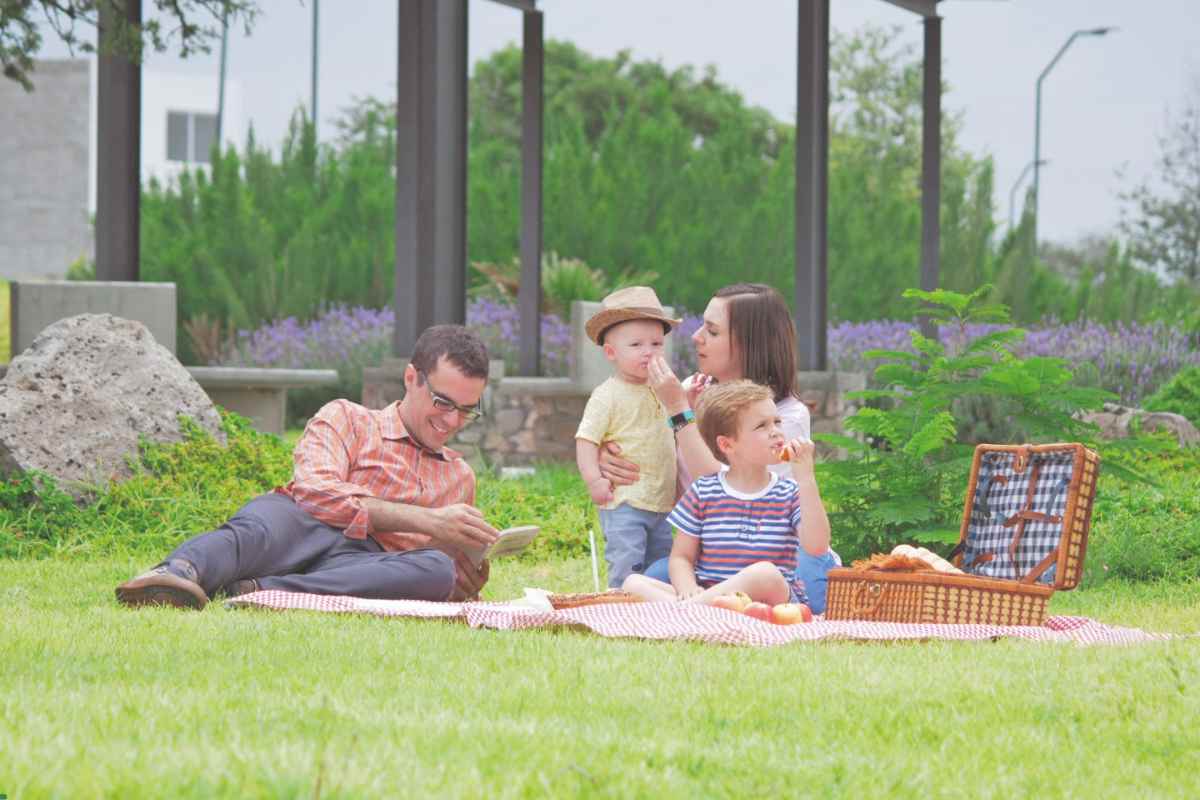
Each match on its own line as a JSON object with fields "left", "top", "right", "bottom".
{"left": 920, "top": 15, "right": 942, "bottom": 297}
{"left": 795, "top": 0, "right": 829, "bottom": 371}
{"left": 394, "top": 0, "right": 468, "bottom": 357}
{"left": 95, "top": 0, "right": 142, "bottom": 282}
{"left": 518, "top": 10, "right": 544, "bottom": 376}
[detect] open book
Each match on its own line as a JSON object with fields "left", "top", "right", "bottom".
{"left": 465, "top": 525, "right": 540, "bottom": 568}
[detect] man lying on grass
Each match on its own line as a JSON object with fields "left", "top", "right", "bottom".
{"left": 116, "top": 325, "right": 500, "bottom": 610}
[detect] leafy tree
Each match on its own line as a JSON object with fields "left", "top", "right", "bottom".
{"left": 1, "top": 0, "right": 257, "bottom": 90}
{"left": 826, "top": 26, "right": 996, "bottom": 322}
{"left": 1119, "top": 76, "right": 1200, "bottom": 285}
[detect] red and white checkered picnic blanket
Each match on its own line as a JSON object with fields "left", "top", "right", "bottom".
{"left": 224, "top": 590, "right": 1174, "bottom": 647}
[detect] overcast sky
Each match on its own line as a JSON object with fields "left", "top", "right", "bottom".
{"left": 34, "top": 0, "right": 1200, "bottom": 246}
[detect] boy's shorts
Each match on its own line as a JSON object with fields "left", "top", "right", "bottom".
{"left": 598, "top": 503, "right": 672, "bottom": 588}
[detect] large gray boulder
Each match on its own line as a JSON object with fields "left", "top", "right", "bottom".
{"left": 1080, "top": 402, "right": 1200, "bottom": 448}
{"left": 0, "top": 313, "right": 224, "bottom": 496}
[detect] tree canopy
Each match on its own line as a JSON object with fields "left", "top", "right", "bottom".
{"left": 1, "top": 0, "right": 257, "bottom": 90}
{"left": 1119, "top": 76, "right": 1200, "bottom": 286}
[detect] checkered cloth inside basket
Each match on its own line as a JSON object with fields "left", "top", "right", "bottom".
{"left": 963, "top": 449, "right": 1076, "bottom": 584}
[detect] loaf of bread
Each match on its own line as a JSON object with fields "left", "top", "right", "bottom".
{"left": 851, "top": 544, "right": 964, "bottom": 574}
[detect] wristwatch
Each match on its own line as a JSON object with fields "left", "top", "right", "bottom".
{"left": 667, "top": 408, "right": 696, "bottom": 432}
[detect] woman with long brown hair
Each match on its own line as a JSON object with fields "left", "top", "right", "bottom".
{"left": 598, "top": 283, "right": 842, "bottom": 612}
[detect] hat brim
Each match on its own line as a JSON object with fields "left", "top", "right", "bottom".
{"left": 586, "top": 307, "right": 682, "bottom": 345}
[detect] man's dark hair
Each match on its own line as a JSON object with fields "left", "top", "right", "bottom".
{"left": 410, "top": 324, "right": 489, "bottom": 379}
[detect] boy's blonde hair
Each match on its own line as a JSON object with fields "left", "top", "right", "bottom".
{"left": 696, "top": 380, "right": 774, "bottom": 464}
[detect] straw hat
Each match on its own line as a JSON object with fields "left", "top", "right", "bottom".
{"left": 585, "top": 286, "right": 681, "bottom": 345}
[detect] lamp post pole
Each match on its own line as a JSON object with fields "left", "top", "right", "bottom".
{"left": 1009, "top": 159, "right": 1047, "bottom": 231}
{"left": 1032, "top": 26, "right": 1114, "bottom": 257}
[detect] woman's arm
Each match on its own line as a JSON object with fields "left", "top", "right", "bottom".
{"left": 647, "top": 357, "right": 723, "bottom": 479}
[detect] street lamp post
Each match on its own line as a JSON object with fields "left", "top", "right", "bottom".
{"left": 1009, "top": 159, "right": 1047, "bottom": 231}
{"left": 1032, "top": 26, "right": 1114, "bottom": 256}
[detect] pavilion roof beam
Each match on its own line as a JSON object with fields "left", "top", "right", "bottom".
{"left": 880, "top": 0, "right": 939, "bottom": 17}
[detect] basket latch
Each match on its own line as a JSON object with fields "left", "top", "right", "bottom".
{"left": 848, "top": 582, "right": 886, "bottom": 618}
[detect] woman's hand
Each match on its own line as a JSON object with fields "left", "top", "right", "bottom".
{"left": 685, "top": 372, "right": 714, "bottom": 410}
{"left": 597, "top": 441, "right": 640, "bottom": 488}
{"left": 647, "top": 356, "right": 690, "bottom": 415}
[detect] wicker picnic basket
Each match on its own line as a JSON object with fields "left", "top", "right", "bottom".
{"left": 825, "top": 443, "right": 1100, "bottom": 626}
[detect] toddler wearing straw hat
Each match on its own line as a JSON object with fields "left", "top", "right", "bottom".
{"left": 575, "top": 287, "right": 681, "bottom": 588}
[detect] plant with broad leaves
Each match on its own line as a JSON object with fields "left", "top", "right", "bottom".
{"left": 815, "top": 285, "right": 1123, "bottom": 562}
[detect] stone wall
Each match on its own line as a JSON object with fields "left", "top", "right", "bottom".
{"left": 362, "top": 363, "right": 865, "bottom": 470}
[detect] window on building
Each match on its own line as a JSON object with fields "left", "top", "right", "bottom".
{"left": 166, "top": 111, "right": 219, "bottom": 164}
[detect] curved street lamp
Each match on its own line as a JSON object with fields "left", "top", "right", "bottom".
{"left": 1009, "top": 159, "right": 1048, "bottom": 232}
{"left": 1032, "top": 26, "right": 1116, "bottom": 255}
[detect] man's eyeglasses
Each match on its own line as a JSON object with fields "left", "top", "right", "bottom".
{"left": 417, "top": 369, "right": 484, "bottom": 422}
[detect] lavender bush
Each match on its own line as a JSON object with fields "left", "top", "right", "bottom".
{"left": 829, "top": 320, "right": 1200, "bottom": 406}
{"left": 225, "top": 300, "right": 574, "bottom": 422}
{"left": 465, "top": 297, "right": 572, "bottom": 377}
{"left": 227, "top": 300, "right": 1197, "bottom": 426}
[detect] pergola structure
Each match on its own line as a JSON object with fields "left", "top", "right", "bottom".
{"left": 94, "top": 0, "right": 944, "bottom": 374}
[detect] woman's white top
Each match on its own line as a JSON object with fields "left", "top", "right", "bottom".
{"left": 675, "top": 374, "right": 812, "bottom": 490}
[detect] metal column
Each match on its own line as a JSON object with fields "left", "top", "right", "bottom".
{"left": 394, "top": 0, "right": 468, "bottom": 357}
{"left": 795, "top": 0, "right": 829, "bottom": 371}
{"left": 95, "top": 0, "right": 142, "bottom": 282}
{"left": 517, "top": 11, "right": 544, "bottom": 376}
{"left": 920, "top": 15, "right": 942, "bottom": 296}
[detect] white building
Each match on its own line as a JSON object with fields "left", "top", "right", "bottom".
{"left": 0, "top": 58, "right": 245, "bottom": 280}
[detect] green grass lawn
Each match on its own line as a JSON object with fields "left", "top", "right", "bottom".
{"left": 2, "top": 557, "right": 1197, "bottom": 799}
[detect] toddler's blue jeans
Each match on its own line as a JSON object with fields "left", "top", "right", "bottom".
{"left": 599, "top": 503, "right": 673, "bottom": 588}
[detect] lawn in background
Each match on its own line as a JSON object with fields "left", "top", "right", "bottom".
{"left": 1, "top": 557, "right": 1197, "bottom": 799}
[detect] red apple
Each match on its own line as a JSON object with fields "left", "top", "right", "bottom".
{"left": 743, "top": 601, "right": 773, "bottom": 622}
{"left": 711, "top": 594, "right": 743, "bottom": 612}
{"left": 770, "top": 603, "right": 813, "bottom": 625}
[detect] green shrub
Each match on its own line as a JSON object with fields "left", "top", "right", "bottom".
{"left": 815, "top": 285, "right": 1115, "bottom": 563}
{"left": 0, "top": 413, "right": 293, "bottom": 559}
{"left": 476, "top": 465, "right": 598, "bottom": 562}
{"left": 1082, "top": 435, "right": 1200, "bottom": 585}
{"left": 0, "top": 410, "right": 597, "bottom": 564}
{"left": 1142, "top": 365, "right": 1200, "bottom": 428}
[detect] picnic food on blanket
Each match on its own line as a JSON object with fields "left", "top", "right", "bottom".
{"left": 710, "top": 591, "right": 753, "bottom": 612}
{"left": 743, "top": 601, "right": 773, "bottom": 622}
{"left": 547, "top": 590, "right": 645, "bottom": 609}
{"left": 465, "top": 525, "right": 540, "bottom": 568}
{"left": 851, "top": 544, "right": 964, "bottom": 574}
{"left": 769, "top": 602, "right": 813, "bottom": 624}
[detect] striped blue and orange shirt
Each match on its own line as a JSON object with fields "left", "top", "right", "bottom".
{"left": 668, "top": 471, "right": 804, "bottom": 595}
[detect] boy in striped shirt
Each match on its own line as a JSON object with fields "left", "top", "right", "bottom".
{"left": 622, "top": 380, "right": 833, "bottom": 607}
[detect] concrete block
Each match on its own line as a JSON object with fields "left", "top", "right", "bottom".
{"left": 569, "top": 300, "right": 675, "bottom": 392}
{"left": 186, "top": 367, "right": 339, "bottom": 436}
{"left": 0, "top": 59, "right": 92, "bottom": 281}
{"left": 10, "top": 280, "right": 177, "bottom": 356}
